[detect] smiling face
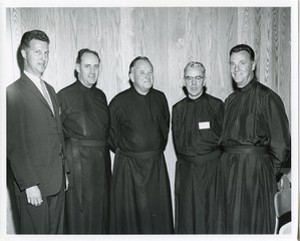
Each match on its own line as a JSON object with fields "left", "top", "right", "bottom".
{"left": 184, "top": 66, "right": 205, "bottom": 99}
{"left": 230, "top": 50, "right": 256, "bottom": 88}
{"left": 76, "top": 52, "right": 100, "bottom": 88}
{"left": 21, "top": 39, "right": 49, "bottom": 77}
{"left": 130, "top": 59, "right": 154, "bottom": 95}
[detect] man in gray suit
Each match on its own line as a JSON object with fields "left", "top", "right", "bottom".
{"left": 7, "top": 29, "right": 69, "bottom": 234}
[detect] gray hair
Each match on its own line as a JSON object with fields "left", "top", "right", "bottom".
{"left": 184, "top": 61, "right": 206, "bottom": 77}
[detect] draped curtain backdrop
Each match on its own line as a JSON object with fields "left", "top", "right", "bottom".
{"left": 6, "top": 7, "right": 291, "bottom": 233}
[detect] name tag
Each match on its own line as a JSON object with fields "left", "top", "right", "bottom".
{"left": 198, "top": 121, "right": 210, "bottom": 130}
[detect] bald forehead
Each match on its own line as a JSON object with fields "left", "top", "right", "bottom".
{"left": 80, "top": 52, "right": 100, "bottom": 63}
{"left": 185, "top": 65, "right": 204, "bottom": 75}
{"left": 134, "top": 59, "right": 152, "bottom": 69}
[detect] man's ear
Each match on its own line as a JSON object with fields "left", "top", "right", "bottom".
{"left": 251, "top": 61, "right": 256, "bottom": 71}
{"left": 21, "top": 49, "right": 27, "bottom": 59}
{"left": 183, "top": 77, "right": 187, "bottom": 87}
{"left": 75, "top": 63, "right": 80, "bottom": 73}
{"left": 129, "top": 72, "right": 135, "bottom": 82}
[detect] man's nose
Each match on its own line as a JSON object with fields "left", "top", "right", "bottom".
{"left": 234, "top": 65, "right": 240, "bottom": 72}
{"left": 40, "top": 53, "right": 46, "bottom": 61}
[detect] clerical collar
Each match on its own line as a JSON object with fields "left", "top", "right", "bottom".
{"left": 187, "top": 92, "right": 205, "bottom": 102}
{"left": 238, "top": 77, "right": 256, "bottom": 92}
{"left": 132, "top": 86, "right": 151, "bottom": 97}
{"left": 76, "top": 80, "right": 95, "bottom": 91}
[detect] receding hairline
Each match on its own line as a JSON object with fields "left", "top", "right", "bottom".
{"left": 128, "top": 56, "right": 153, "bottom": 75}
{"left": 184, "top": 62, "right": 206, "bottom": 76}
{"left": 80, "top": 52, "right": 100, "bottom": 62}
{"left": 76, "top": 48, "right": 101, "bottom": 65}
{"left": 130, "top": 59, "right": 153, "bottom": 73}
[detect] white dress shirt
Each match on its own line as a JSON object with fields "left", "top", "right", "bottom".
{"left": 24, "top": 70, "right": 54, "bottom": 114}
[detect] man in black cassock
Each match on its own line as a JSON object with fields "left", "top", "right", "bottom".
{"left": 217, "top": 44, "right": 291, "bottom": 234}
{"left": 109, "top": 56, "right": 174, "bottom": 234}
{"left": 172, "top": 62, "right": 224, "bottom": 234}
{"left": 57, "top": 49, "right": 111, "bottom": 234}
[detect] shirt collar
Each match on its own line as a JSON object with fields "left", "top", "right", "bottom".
{"left": 238, "top": 77, "right": 256, "bottom": 92}
{"left": 24, "top": 70, "right": 42, "bottom": 86}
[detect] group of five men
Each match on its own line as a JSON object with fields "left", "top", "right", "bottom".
{"left": 7, "top": 29, "right": 290, "bottom": 235}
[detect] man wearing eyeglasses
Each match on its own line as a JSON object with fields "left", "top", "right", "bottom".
{"left": 172, "top": 61, "right": 224, "bottom": 234}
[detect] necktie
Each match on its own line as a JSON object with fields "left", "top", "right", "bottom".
{"left": 40, "top": 79, "right": 54, "bottom": 115}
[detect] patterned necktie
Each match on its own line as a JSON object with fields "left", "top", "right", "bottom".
{"left": 40, "top": 79, "right": 54, "bottom": 115}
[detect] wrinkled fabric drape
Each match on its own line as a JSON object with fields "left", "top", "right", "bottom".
{"left": 172, "top": 93, "right": 224, "bottom": 234}
{"left": 58, "top": 81, "right": 111, "bottom": 234}
{"left": 216, "top": 79, "right": 291, "bottom": 234}
{"left": 109, "top": 87, "right": 174, "bottom": 234}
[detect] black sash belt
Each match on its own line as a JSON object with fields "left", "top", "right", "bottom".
{"left": 117, "top": 148, "right": 162, "bottom": 160}
{"left": 224, "top": 146, "right": 268, "bottom": 154}
{"left": 70, "top": 138, "right": 107, "bottom": 147}
{"left": 177, "top": 149, "right": 222, "bottom": 164}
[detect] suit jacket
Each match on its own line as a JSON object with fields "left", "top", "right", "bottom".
{"left": 7, "top": 73, "right": 69, "bottom": 197}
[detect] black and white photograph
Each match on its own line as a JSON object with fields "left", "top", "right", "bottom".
{"left": 1, "top": 0, "right": 298, "bottom": 241}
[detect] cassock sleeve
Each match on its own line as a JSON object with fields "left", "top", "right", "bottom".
{"left": 7, "top": 87, "right": 40, "bottom": 191}
{"left": 171, "top": 105, "right": 179, "bottom": 154}
{"left": 208, "top": 97, "right": 224, "bottom": 136}
{"left": 56, "top": 91, "right": 71, "bottom": 174}
{"left": 265, "top": 91, "right": 291, "bottom": 175}
{"left": 161, "top": 93, "right": 170, "bottom": 149}
{"left": 217, "top": 101, "right": 225, "bottom": 132}
{"left": 108, "top": 99, "right": 122, "bottom": 153}
{"left": 57, "top": 91, "right": 67, "bottom": 124}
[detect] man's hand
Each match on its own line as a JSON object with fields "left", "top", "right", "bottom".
{"left": 65, "top": 173, "right": 69, "bottom": 191}
{"left": 25, "top": 185, "right": 43, "bottom": 207}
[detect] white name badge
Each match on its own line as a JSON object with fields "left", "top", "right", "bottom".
{"left": 198, "top": 121, "right": 210, "bottom": 130}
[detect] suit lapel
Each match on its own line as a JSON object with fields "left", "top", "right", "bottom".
{"left": 21, "top": 73, "right": 54, "bottom": 116}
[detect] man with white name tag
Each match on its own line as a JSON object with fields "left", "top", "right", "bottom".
{"left": 172, "top": 61, "right": 224, "bottom": 234}
{"left": 217, "top": 44, "right": 291, "bottom": 234}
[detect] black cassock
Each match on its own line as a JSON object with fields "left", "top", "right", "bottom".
{"left": 109, "top": 86, "right": 174, "bottom": 234}
{"left": 58, "top": 81, "right": 111, "bottom": 234}
{"left": 217, "top": 79, "right": 291, "bottom": 234}
{"left": 172, "top": 93, "right": 224, "bottom": 234}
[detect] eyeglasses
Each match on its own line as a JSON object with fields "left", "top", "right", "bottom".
{"left": 184, "top": 75, "right": 205, "bottom": 83}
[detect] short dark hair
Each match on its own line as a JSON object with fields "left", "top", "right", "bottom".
{"left": 74, "top": 48, "right": 101, "bottom": 79}
{"left": 128, "top": 56, "right": 153, "bottom": 76}
{"left": 20, "top": 30, "right": 50, "bottom": 50}
{"left": 230, "top": 44, "right": 255, "bottom": 61}
{"left": 75, "top": 48, "right": 101, "bottom": 64}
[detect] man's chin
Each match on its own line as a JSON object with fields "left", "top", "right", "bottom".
{"left": 233, "top": 78, "right": 243, "bottom": 84}
{"left": 188, "top": 89, "right": 200, "bottom": 94}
